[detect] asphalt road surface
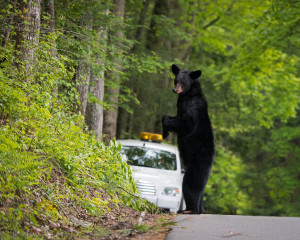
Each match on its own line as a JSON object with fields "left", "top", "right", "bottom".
{"left": 166, "top": 214, "right": 300, "bottom": 240}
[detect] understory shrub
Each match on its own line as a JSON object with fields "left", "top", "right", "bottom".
{"left": 0, "top": 35, "right": 157, "bottom": 239}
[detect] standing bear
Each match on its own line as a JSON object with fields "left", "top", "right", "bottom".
{"left": 162, "top": 64, "right": 215, "bottom": 214}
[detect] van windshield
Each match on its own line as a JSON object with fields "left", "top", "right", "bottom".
{"left": 121, "top": 146, "right": 177, "bottom": 170}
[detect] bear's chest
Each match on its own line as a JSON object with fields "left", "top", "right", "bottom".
{"left": 177, "top": 98, "right": 200, "bottom": 121}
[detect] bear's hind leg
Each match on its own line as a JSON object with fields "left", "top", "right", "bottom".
{"left": 183, "top": 164, "right": 212, "bottom": 214}
{"left": 193, "top": 164, "right": 212, "bottom": 214}
{"left": 182, "top": 169, "right": 203, "bottom": 214}
{"left": 191, "top": 192, "right": 204, "bottom": 214}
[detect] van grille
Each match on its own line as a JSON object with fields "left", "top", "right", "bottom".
{"left": 136, "top": 181, "right": 156, "bottom": 196}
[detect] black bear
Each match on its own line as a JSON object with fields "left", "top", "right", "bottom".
{"left": 162, "top": 64, "right": 215, "bottom": 214}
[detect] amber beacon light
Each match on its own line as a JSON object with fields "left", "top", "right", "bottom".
{"left": 139, "top": 132, "right": 163, "bottom": 143}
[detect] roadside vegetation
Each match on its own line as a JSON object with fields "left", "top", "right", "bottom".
{"left": 0, "top": 33, "right": 170, "bottom": 239}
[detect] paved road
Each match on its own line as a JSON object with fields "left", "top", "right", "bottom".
{"left": 166, "top": 214, "right": 300, "bottom": 240}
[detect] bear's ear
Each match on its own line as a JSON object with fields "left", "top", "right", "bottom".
{"left": 190, "top": 70, "right": 202, "bottom": 80}
{"left": 171, "top": 64, "right": 180, "bottom": 75}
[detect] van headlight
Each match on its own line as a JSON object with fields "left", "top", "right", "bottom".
{"left": 164, "top": 187, "right": 180, "bottom": 197}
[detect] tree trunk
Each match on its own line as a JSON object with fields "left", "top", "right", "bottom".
{"left": 44, "top": 0, "right": 55, "bottom": 33}
{"left": 102, "top": 0, "right": 125, "bottom": 144}
{"left": 116, "top": 0, "right": 152, "bottom": 140}
{"left": 85, "top": 72, "right": 105, "bottom": 137}
{"left": 15, "top": 0, "right": 41, "bottom": 71}
{"left": 85, "top": 9, "right": 108, "bottom": 138}
{"left": 76, "top": 64, "right": 90, "bottom": 116}
{"left": 2, "top": 0, "right": 17, "bottom": 49}
{"left": 76, "top": 13, "right": 92, "bottom": 117}
{"left": 131, "top": 0, "right": 151, "bottom": 52}
{"left": 145, "top": 0, "right": 168, "bottom": 50}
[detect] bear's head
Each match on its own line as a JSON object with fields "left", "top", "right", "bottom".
{"left": 171, "top": 64, "right": 202, "bottom": 95}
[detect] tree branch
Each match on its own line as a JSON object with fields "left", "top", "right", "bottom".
{"left": 202, "top": 16, "right": 221, "bottom": 30}
{"left": 202, "top": 1, "right": 235, "bottom": 30}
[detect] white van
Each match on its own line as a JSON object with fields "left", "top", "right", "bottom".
{"left": 118, "top": 132, "right": 185, "bottom": 213}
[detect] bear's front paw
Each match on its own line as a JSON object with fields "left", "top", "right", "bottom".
{"left": 163, "top": 129, "right": 169, "bottom": 139}
{"left": 162, "top": 115, "right": 170, "bottom": 139}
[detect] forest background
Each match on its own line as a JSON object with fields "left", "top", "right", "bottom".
{"left": 0, "top": 0, "right": 299, "bottom": 236}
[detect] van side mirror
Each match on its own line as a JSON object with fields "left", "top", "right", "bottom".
{"left": 181, "top": 169, "right": 185, "bottom": 174}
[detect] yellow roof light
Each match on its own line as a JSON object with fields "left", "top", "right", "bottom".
{"left": 140, "top": 132, "right": 162, "bottom": 143}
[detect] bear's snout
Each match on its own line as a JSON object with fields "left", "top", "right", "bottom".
{"left": 173, "top": 85, "right": 183, "bottom": 94}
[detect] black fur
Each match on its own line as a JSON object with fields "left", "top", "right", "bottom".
{"left": 162, "top": 64, "right": 215, "bottom": 214}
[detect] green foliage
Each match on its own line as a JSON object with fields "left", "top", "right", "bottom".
{"left": 205, "top": 145, "right": 250, "bottom": 215}
{"left": 238, "top": 116, "right": 300, "bottom": 216}
{"left": 133, "top": 224, "right": 150, "bottom": 233}
{"left": 0, "top": 31, "right": 158, "bottom": 238}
